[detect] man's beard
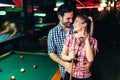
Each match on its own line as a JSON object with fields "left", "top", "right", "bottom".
{"left": 63, "top": 22, "right": 72, "bottom": 28}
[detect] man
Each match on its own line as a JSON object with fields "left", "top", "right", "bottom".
{"left": 47, "top": 4, "right": 91, "bottom": 79}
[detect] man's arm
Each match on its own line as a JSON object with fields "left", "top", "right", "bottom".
{"left": 9, "top": 27, "right": 17, "bottom": 38}
{"left": 0, "top": 28, "right": 9, "bottom": 34}
{"left": 49, "top": 53, "right": 73, "bottom": 73}
{"left": 49, "top": 53, "right": 65, "bottom": 66}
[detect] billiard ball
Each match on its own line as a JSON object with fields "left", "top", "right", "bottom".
{"left": 20, "top": 55, "right": 24, "bottom": 59}
{"left": 0, "top": 68, "right": 2, "bottom": 72}
{"left": 33, "top": 64, "right": 37, "bottom": 68}
{"left": 20, "top": 68, "right": 25, "bottom": 72}
{"left": 10, "top": 76, "right": 15, "bottom": 80}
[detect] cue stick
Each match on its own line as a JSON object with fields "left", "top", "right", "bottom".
{"left": 70, "top": 59, "right": 73, "bottom": 80}
{"left": 70, "top": 37, "right": 76, "bottom": 80}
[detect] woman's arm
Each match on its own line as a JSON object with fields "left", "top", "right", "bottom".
{"left": 85, "top": 38, "right": 96, "bottom": 62}
{"left": 62, "top": 44, "right": 74, "bottom": 61}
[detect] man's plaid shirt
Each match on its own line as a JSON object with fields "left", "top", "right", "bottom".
{"left": 47, "top": 23, "right": 74, "bottom": 78}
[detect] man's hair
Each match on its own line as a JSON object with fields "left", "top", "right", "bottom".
{"left": 57, "top": 4, "right": 74, "bottom": 17}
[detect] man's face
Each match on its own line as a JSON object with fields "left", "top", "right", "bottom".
{"left": 59, "top": 11, "right": 74, "bottom": 28}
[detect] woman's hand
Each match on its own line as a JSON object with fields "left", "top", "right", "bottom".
{"left": 68, "top": 52, "right": 75, "bottom": 61}
{"left": 63, "top": 61, "right": 74, "bottom": 73}
{"left": 84, "top": 31, "right": 89, "bottom": 41}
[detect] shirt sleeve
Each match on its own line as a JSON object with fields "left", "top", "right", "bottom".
{"left": 47, "top": 30, "right": 56, "bottom": 55}
{"left": 93, "top": 38, "right": 99, "bottom": 52}
{"left": 64, "top": 35, "right": 71, "bottom": 47}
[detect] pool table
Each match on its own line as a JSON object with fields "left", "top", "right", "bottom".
{"left": 0, "top": 33, "right": 25, "bottom": 50}
{"left": 0, "top": 51, "right": 61, "bottom": 80}
{"left": 35, "top": 23, "right": 56, "bottom": 28}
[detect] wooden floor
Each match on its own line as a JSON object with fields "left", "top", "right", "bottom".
{"left": 52, "top": 69, "right": 61, "bottom": 80}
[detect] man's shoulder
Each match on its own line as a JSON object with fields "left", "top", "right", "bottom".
{"left": 49, "top": 24, "right": 60, "bottom": 32}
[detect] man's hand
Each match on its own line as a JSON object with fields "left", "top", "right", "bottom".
{"left": 63, "top": 61, "right": 73, "bottom": 73}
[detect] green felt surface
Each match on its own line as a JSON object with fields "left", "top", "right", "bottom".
{"left": 0, "top": 51, "right": 58, "bottom": 80}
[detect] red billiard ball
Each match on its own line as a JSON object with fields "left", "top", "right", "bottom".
{"left": 10, "top": 76, "right": 15, "bottom": 80}
{"left": 33, "top": 64, "right": 37, "bottom": 68}
{"left": 20, "top": 55, "right": 24, "bottom": 59}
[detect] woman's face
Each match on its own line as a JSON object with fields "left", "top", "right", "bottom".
{"left": 73, "top": 17, "right": 86, "bottom": 32}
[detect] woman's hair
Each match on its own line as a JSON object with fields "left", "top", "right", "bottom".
{"left": 75, "top": 14, "right": 91, "bottom": 33}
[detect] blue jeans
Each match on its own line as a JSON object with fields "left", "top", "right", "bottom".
{"left": 64, "top": 72, "right": 93, "bottom": 80}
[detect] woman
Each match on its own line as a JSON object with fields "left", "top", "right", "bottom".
{"left": 61, "top": 14, "right": 98, "bottom": 80}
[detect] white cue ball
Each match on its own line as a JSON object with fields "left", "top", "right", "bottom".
{"left": 20, "top": 68, "right": 25, "bottom": 72}
{"left": 10, "top": 76, "right": 15, "bottom": 80}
